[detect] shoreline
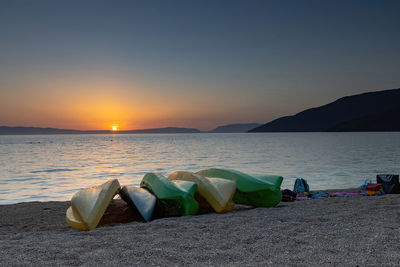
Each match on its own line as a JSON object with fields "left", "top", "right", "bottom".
{"left": 1, "top": 192, "right": 399, "bottom": 265}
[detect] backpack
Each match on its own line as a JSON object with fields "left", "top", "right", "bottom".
{"left": 377, "top": 174, "right": 400, "bottom": 194}
{"left": 293, "top": 178, "right": 310, "bottom": 194}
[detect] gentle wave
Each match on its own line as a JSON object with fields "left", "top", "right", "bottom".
{"left": 0, "top": 133, "right": 399, "bottom": 204}
{"left": 31, "top": 168, "right": 79, "bottom": 173}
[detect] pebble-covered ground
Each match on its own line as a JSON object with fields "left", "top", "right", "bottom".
{"left": 1, "top": 195, "right": 400, "bottom": 266}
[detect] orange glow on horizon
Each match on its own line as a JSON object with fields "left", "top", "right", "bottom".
{"left": 0, "top": 74, "right": 242, "bottom": 131}
{"left": 112, "top": 125, "right": 118, "bottom": 131}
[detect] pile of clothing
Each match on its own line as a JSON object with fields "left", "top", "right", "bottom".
{"left": 281, "top": 178, "right": 312, "bottom": 201}
{"left": 280, "top": 174, "right": 400, "bottom": 202}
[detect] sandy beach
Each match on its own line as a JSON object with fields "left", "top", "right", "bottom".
{"left": 1, "top": 193, "right": 400, "bottom": 266}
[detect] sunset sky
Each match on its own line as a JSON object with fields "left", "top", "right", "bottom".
{"left": 1, "top": 0, "right": 399, "bottom": 130}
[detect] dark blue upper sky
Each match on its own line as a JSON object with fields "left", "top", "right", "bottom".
{"left": 0, "top": 0, "right": 399, "bottom": 130}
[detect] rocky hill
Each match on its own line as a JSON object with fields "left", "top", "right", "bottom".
{"left": 249, "top": 88, "right": 400, "bottom": 132}
{"left": 210, "top": 123, "right": 261, "bottom": 133}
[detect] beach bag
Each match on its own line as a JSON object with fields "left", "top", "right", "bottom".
{"left": 377, "top": 174, "right": 400, "bottom": 194}
{"left": 293, "top": 178, "right": 310, "bottom": 194}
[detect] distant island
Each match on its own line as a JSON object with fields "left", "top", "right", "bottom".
{"left": 125, "top": 127, "right": 201, "bottom": 134}
{"left": 0, "top": 124, "right": 260, "bottom": 135}
{"left": 0, "top": 126, "right": 201, "bottom": 135}
{"left": 0, "top": 126, "right": 91, "bottom": 135}
{"left": 249, "top": 88, "right": 400, "bottom": 132}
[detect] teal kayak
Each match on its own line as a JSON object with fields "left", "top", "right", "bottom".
{"left": 196, "top": 169, "right": 283, "bottom": 207}
{"left": 251, "top": 174, "right": 284, "bottom": 188}
{"left": 140, "top": 173, "right": 199, "bottom": 216}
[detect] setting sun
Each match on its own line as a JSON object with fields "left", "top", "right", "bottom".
{"left": 112, "top": 125, "right": 118, "bottom": 131}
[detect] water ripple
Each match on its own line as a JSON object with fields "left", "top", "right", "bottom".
{"left": 0, "top": 132, "right": 399, "bottom": 204}
{"left": 31, "top": 168, "right": 79, "bottom": 173}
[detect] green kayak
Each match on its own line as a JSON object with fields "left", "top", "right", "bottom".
{"left": 196, "top": 169, "right": 283, "bottom": 207}
{"left": 140, "top": 172, "right": 199, "bottom": 216}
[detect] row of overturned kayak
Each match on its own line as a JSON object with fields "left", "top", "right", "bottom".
{"left": 66, "top": 168, "right": 283, "bottom": 230}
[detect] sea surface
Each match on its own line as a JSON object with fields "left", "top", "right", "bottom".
{"left": 0, "top": 132, "right": 399, "bottom": 204}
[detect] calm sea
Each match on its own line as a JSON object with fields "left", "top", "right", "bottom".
{"left": 0, "top": 133, "right": 399, "bottom": 204}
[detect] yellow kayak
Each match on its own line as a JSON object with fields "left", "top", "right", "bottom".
{"left": 66, "top": 179, "right": 121, "bottom": 230}
{"left": 168, "top": 171, "right": 236, "bottom": 213}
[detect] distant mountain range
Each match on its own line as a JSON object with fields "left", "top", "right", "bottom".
{"left": 209, "top": 123, "right": 262, "bottom": 133}
{"left": 0, "top": 123, "right": 261, "bottom": 135}
{"left": 249, "top": 88, "right": 400, "bottom": 132}
{"left": 0, "top": 126, "right": 202, "bottom": 135}
{"left": 3, "top": 88, "right": 399, "bottom": 134}
{"left": 125, "top": 127, "right": 200, "bottom": 134}
{"left": 0, "top": 126, "right": 91, "bottom": 135}
{"left": 0, "top": 124, "right": 257, "bottom": 135}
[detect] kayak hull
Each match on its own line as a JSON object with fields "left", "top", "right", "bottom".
{"left": 66, "top": 206, "right": 87, "bottom": 230}
{"left": 233, "top": 189, "right": 282, "bottom": 207}
{"left": 168, "top": 171, "right": 236, "bottom": 213}
{"left": 140, "top": 173, "right": 198, "bottom": 216}
{"left": 119, "top": 185, "right": 161, "bottom": 222}
{"left": 197, "top": 169, "right": 282, "bottom": 207}
{"left": 66, "top": 179, "right": 121, "bottom": 230}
